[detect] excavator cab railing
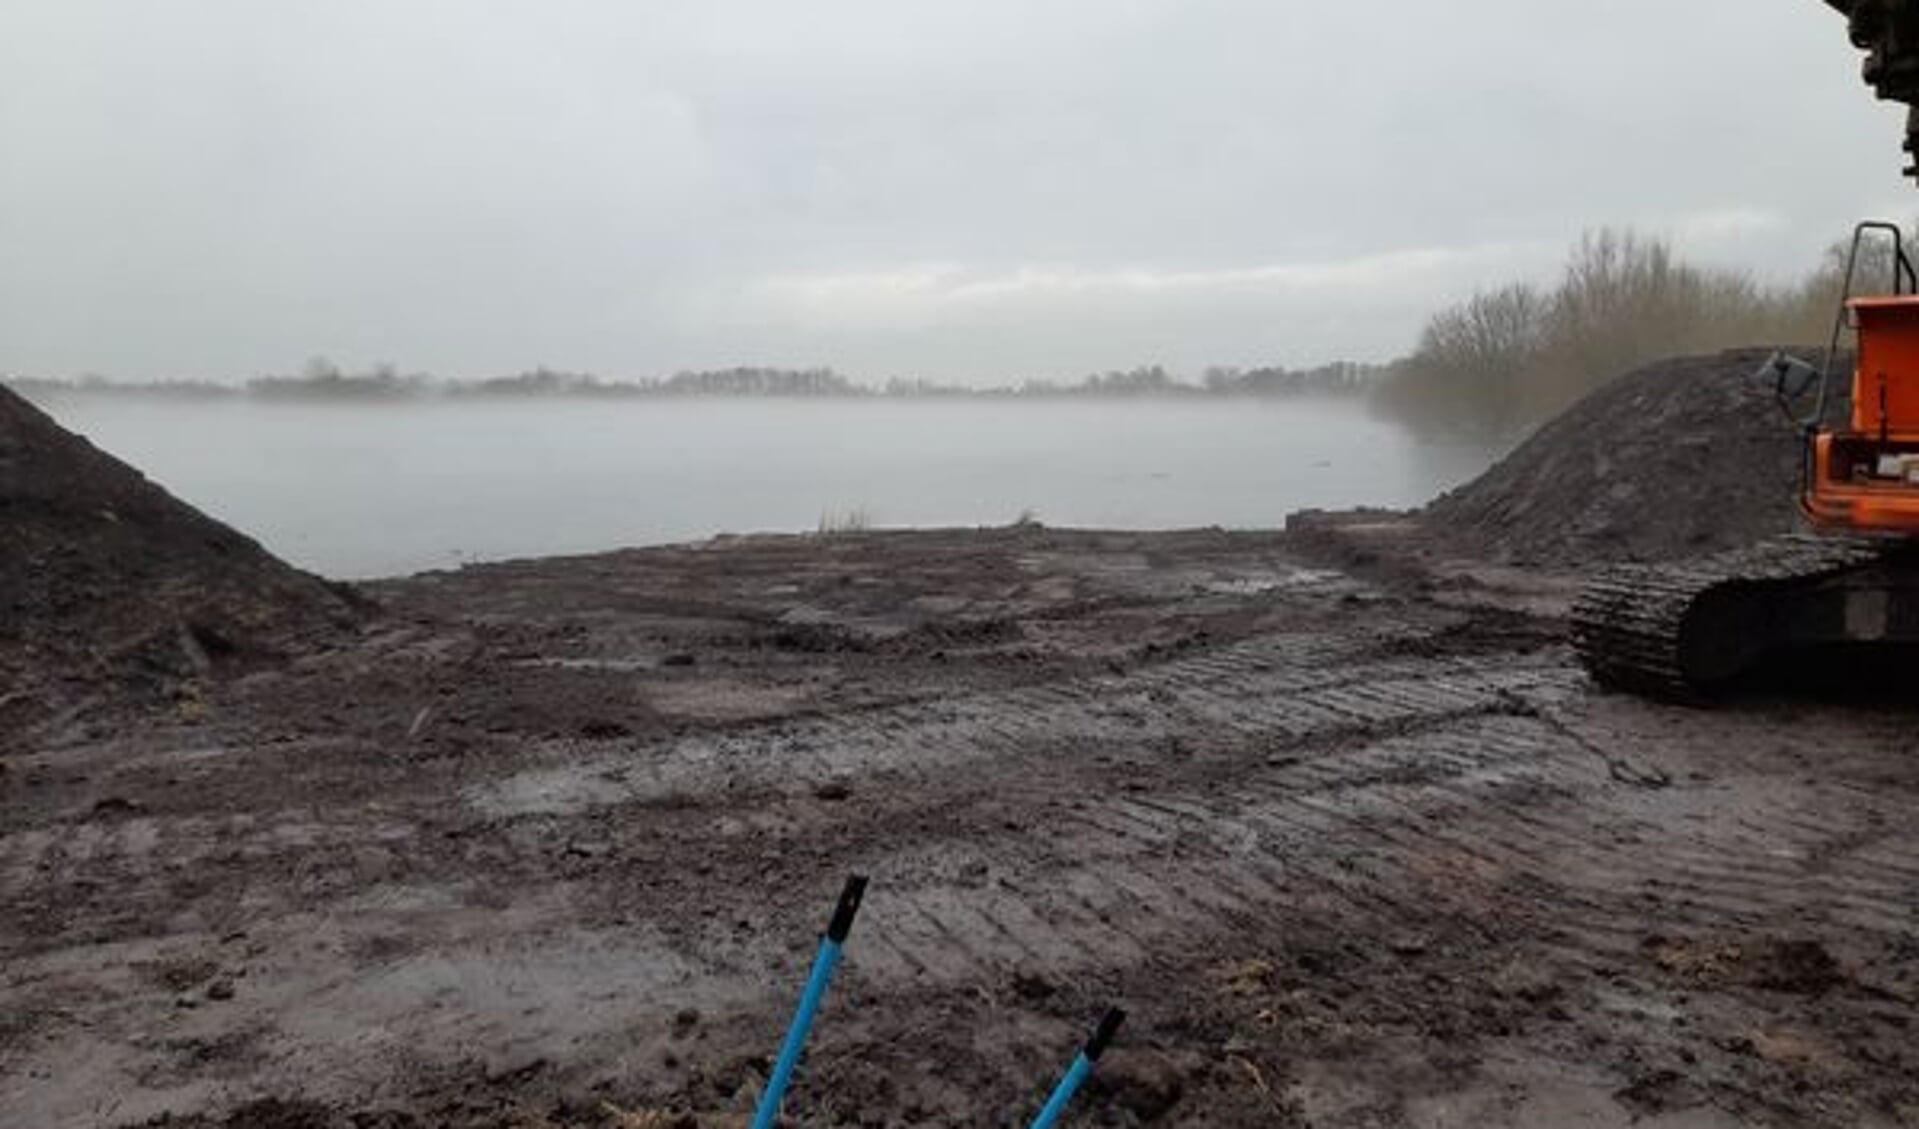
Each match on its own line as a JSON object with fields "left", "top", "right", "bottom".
{"left": 1811, "top": 220, "right": 1918, "bottom": 430}
{"left": 1794, "top": 220, "right": 1919, "bottom": 535}
{"left": 1764, "top": 222, "right": 1914, "bottom": 430}
{"left": 1767, "top": 223, "right": 1916, "bottom": 513}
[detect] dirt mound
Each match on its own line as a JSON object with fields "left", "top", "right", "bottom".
{"left": 1424, "top": 349, "right": 1843, "bottom": 568}
{"left": 1, "top": 386, "right": 364, "bottom": 727}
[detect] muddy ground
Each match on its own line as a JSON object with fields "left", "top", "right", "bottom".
{"left": 4, "top": 524, "right": 1918, "bottom": 1128}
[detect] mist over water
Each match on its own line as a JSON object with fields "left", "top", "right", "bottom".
{"left": 38, "top": 396, "right": 1497, "bottom": 579}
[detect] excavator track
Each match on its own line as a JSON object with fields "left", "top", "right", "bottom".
{"left": 1571, "top": 534, "right": 1888, "bottom": 700}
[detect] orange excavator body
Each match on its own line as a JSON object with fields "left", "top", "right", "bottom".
{"left": 1804, "top": 295, "right": 1919, "bottom": 533}
{"left": 1566, "top": 11, "right": 1919, "bottom": 701}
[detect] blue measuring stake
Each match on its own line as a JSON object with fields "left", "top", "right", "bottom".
{"left": 1028, "top": 1006, "right": 1126, "bottom": 1129}
{"left": 750, "top": 875, "right": 868, "bottom": 1129}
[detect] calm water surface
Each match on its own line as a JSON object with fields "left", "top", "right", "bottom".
{"left": 37, "top": 396, "right": 1497, "bottom": 578}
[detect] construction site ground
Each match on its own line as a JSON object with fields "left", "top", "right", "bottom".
{"left": 4, "top": 524, "right": 1918, "bottom": 1128}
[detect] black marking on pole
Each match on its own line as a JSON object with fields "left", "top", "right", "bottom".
{"left": 826, "top": 874, "right": 868, "bottom": 942}
{"left": 1083, "top": 1007, "right": 1126, "bottom": 1061}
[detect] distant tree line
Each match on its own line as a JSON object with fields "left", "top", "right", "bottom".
{"left": 1371, "top": 227, "right": 1894, "bottom": 439}
{"left": 24, "top": 225, "right": 1861, "bottom": 433}
{"left": 5, "top": 358, "right": 1388, "bottom": 402}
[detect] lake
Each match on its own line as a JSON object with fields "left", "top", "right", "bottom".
{"left": 32, "top": 395, "right": 1498, "bottom": 579}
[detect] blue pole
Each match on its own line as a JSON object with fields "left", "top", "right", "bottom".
{"left": 1028, "top": 1007, "right": 1125, "bottom": 1129}
{"left": 751, "top": 875, "right": 867, "bottom": 1129}
{"left": 1028, "top": 1054, "right": 1094, "bottom": 1129}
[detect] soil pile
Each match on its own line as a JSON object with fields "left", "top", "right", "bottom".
{"left": 1424, "top": 348, "right": 1844, "bottom": 568}
{"left": 1, "top": 385, "right": 363, "bottom": 722}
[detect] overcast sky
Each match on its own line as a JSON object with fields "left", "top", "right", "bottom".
{"left": 0, "top": 1, "right": 1911, "bottom": 384}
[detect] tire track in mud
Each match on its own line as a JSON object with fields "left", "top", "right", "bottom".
{"left": 489, "top": 611, "right": 1594, "bottom": 986}
{"left": 471, "top": 625, "right": 1576, "bottom": 818}
{"left": 16, "top": 624, "right": 1915, "bottom": 1007}
{"left": 829, "top": 716, "right": 1919, "bottom": 994}
{"left": 477, "top": 602, "right": 1912, "bottom": 989}
{"left": 613, "top": 662, "right": 1919, "bottom": 1005}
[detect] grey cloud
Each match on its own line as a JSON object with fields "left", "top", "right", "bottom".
{"left": 0, "top": 0, "right": 1906, "bottom": 383}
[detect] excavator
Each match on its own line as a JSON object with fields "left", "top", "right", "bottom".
{"left": 1569, "top": 1, "right": 1919, "bottom": 697}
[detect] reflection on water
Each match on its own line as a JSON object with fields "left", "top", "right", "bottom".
{"left": 36, "top": 396, "right": 1501, "bottom": 578}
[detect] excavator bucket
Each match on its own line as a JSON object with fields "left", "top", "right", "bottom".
{"left": 1826, "top": 0, "right": 1919, "bottom": 180}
